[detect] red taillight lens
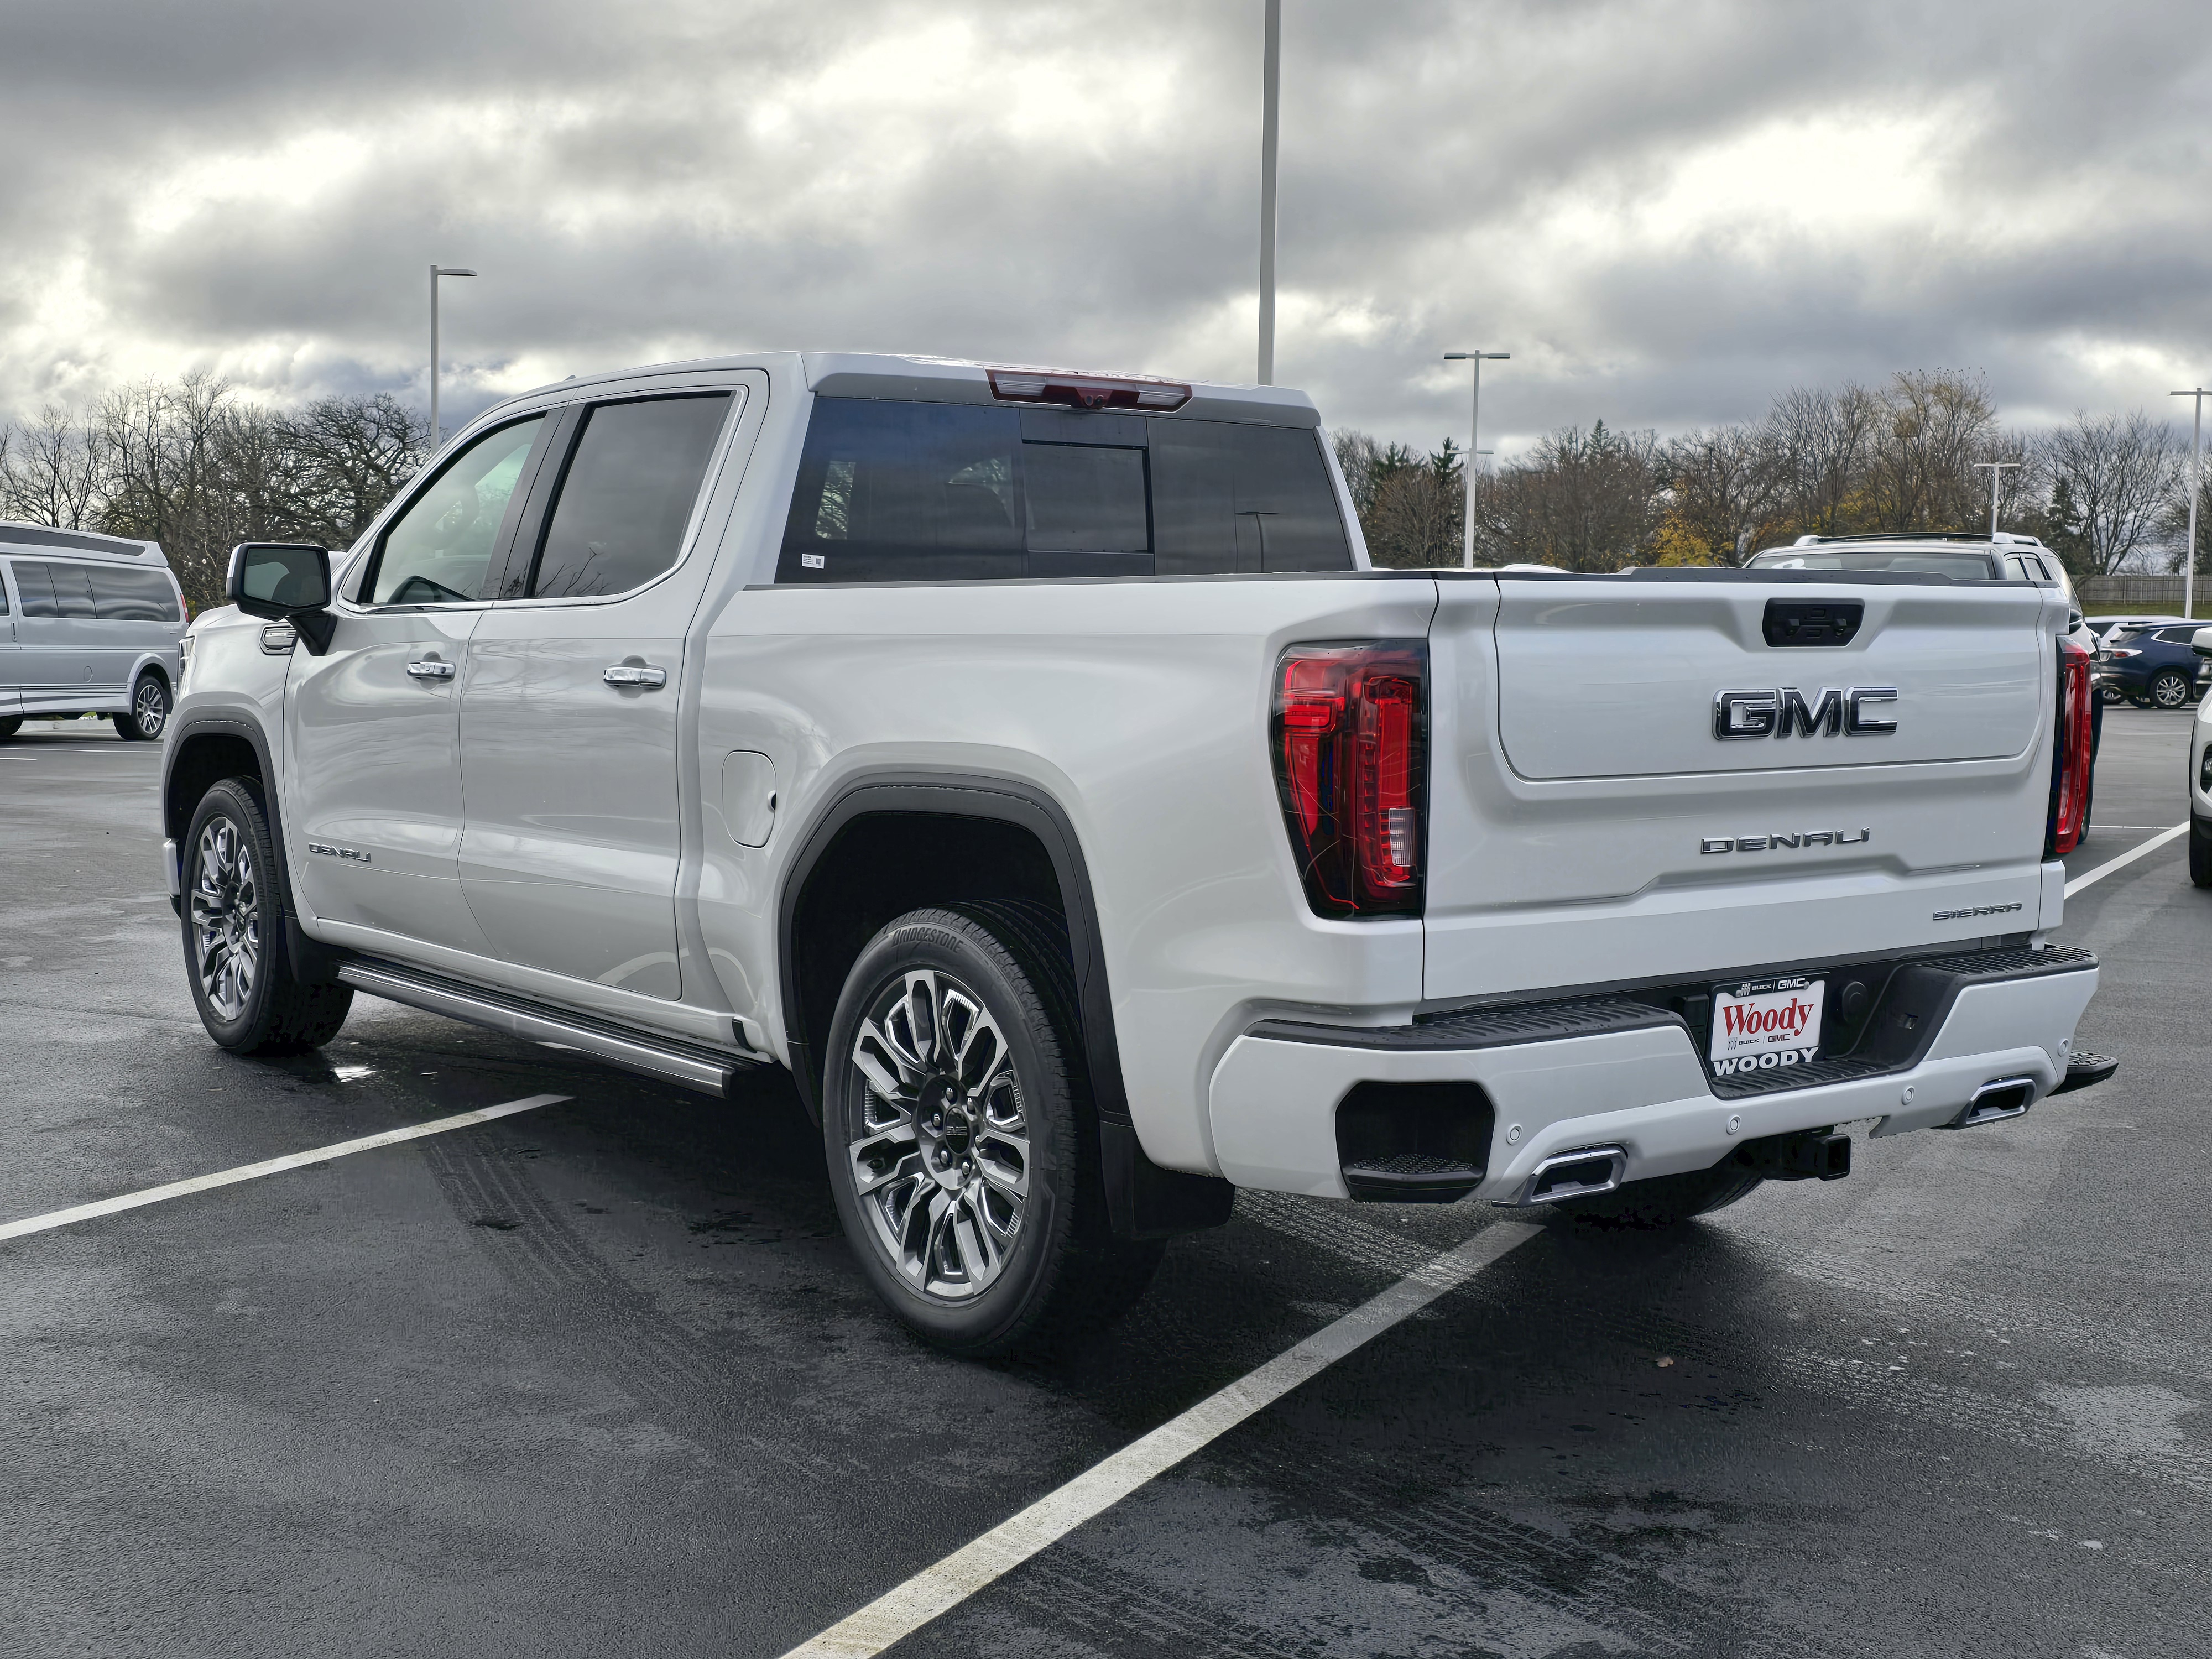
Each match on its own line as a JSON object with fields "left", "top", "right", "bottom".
{"left": 2047, "top": 635, "right": 2094, "bottom": 856}
{"left": 1271, "top": 641, "right": 1426, "bottom": 916}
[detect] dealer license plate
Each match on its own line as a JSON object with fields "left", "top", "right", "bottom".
{"left": 1709, "top": 975, "right": 1824, "bottom": 1078}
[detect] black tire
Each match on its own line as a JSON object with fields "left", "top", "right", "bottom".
{"left": 2150, "top": 669, "right": 2193, "bottom": 711}
{"left": 2192, "top": 816, "right": 2212, "bottom": 890}
{"left": 823, "top": 901, "right": 1161, "bottom": 1357}
{"left": 2097, "top": 684, "right": 2126, "bottom": 706}
{"left": 113, "top": 672, "right": 170, "bottom": 741}
{"left": 181, "top": 777, "right": 353, "bottom": 1055}
{"left": 1547, "top": 1161, "right": 1764, "bottom": 1230}
{"left": 0, "top": 717, "right": 19, "bottom": 742}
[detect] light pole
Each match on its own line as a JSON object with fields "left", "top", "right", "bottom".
{"left": 2172, "top": 387, "right": 2209, "bottom": 620}
{"left": 430, "top": 264, "right": 477, "bottom": 451}
{"left": 1443, "top": 351, "right": 1509, "bottom": 568}
{"left": 1974, "top": 460, "right": 2022, "bottom": 538}
{"left": 1256, "top": 0, "right": 1280, "bottom": 385}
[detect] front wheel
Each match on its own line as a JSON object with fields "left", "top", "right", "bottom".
{"left": 2192, "top": 817, "right": 2212, "bottom": 890}
{"left": 2150, "top": 669, "right": 2193, "bottom": 710}
{"left": 823, "top": 903, "right": 1160, "bottom": 1357}
{"left": 114, "top": 673, "right": 170, "bottom": 741}
{"left": 182, "top": 778, "right": 353, "bottom": 1053}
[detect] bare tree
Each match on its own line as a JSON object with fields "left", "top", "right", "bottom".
{"left": 2037, "top": 409, "right": 2183, "bottom": 576}
{"left": 1768, "top": 383, "right": 1880, "bottom": 537}
{"left": 1863, "top": 369, "right": 1999, "bottom": 532}
{"left": 277, "top": 393, "right": 429, "bottom": 549}
{"left": 1664, "top": 422, "right": 1787, "bottom": 564}
{"left": 0, "top": 403, "right": 108, "bottom": 529}
{"left": 1478, "top": 422, "right": 1665, "bottom": 571}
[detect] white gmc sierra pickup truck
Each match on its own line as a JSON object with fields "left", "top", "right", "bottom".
{"left": 163, "top": 352, "right": 2116, "bottom": 1355}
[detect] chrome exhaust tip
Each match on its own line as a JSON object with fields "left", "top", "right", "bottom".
{"left": 1514, "top": 1145, "right": 1628, "bottom": 1206}
{"left": 1947, "top": 1076, "right": 2037, "bottom": 1130}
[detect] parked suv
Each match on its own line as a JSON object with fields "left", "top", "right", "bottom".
{"left": 0, "top": 523, "right": 186, "bottom": 742}
{"left": 163, "top": 354, "right": 2115, "bottom": 1355}
{"left": 2102, "top": 621, "right": 2207, "bottom": 709}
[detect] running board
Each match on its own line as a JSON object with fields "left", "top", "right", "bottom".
{"left": 336, "top": 958, "right": 755, "bottom": 1099}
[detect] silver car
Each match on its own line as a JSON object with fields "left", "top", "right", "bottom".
{"left": 0, "top": 522, "right": 187, "bottom": 742}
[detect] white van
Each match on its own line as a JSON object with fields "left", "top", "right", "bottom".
{"left": 0, "top": 523, "right": 187, "bottom": 742}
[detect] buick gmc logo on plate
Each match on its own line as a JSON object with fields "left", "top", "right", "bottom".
{"left": 1709, "top": 975, "right": 1824, "bottom": 1076}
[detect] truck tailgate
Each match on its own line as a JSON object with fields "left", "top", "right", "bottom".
{"left": 1422, "top": 573, "right": 2064, "bottom": 1005}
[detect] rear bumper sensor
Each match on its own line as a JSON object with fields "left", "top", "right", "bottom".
{"left": 1512, "top": 1146, "right": 1627, "bottom": 1207}
{"left": 2052, "top": 1049, "right": 2120, "bottom": 1095}
{"left": 1945, "top": 1075, "right": 2038, "bottom": 1130}
{"left": 336, "top": 957, "right": 755, "bottom": 1099}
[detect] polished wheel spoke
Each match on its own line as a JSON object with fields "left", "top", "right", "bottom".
{"left": 848, "top": 960, "right": 1030, "bottom": 1303}
{"left": 190, "top": 816, "right": 260, "bottom": 1021}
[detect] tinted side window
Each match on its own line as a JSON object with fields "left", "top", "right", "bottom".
{"left": 370, "top": 416, "right": 547, "bottom": 605}
{"left": 779, "top": 400, "right": 1024, "bottom": 583}
{"left": 12, "top": 562, "right": 56, "bottom": 617}
{"left": 2158, "top": 625, "right": 2200, "bottom": 643}
{"left": 1150, "top": 421, "right": 1351, "bottom": 573}
{"left": 528, "top": 394, "right": 731, "bottom": 599}
{"left": 46, "top": 561, "right": 97, "bottom": 618}
{"left": 88, "top": 564, "right": 182, "bottom": 621}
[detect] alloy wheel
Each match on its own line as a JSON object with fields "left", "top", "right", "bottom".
{"left": 189, "top": 817, "right": 259, "bottom": 1021}
{"left": 846, "top": 968, "right": 1030, "bottom": 1301}
{"left": 134, "top": 679, "right": 167, "bottom": 737}
{"left": 2152, "top": 671, "right": 2190, "bottom": 709}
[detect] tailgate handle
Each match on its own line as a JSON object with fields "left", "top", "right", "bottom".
{"left": 1763, "top": 599, "right": 1863, "bottom": 646}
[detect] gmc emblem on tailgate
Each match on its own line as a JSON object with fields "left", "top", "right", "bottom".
{"left": 1713, "top": 686, "right": 1897, "bottom": 740}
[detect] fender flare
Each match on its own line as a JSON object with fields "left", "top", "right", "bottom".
{"left": 163, "top": 708, "right": 340, "bottom": 982}
{"left": 778, "top": 768, "right": 1232, "bottom": 1239}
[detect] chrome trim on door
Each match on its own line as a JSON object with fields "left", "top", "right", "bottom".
{"left": 602, "top": 664, "right": 668, "bottom": 688}
{"left": 405, "top": 659, "right": 457, "bottom": 680}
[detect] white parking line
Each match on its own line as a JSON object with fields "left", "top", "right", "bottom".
{"left": 2065, "top": 822, "right": 2189, "bottom": 898}
{"left": 779, "top": 1220, "right": 1543, "bottom": 1659}
{"left": 0, "top": 1093, "right": 570, "bottom": 1243}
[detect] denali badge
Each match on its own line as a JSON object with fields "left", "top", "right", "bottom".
{"left": 307, "top": 842, "right": 371, "bottom": 864}
{"left": 1713, "top": 686, "right": 1897, "bottom": 740}
{"left": 1702, "top": 829, "right": 1870, "bottom": 854}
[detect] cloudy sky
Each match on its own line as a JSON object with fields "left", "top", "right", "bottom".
{"left": 4, "top": 0, "right": 2210, "bottom": 456}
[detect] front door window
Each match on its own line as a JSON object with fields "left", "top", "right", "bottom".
{"left": 369, "top": 416, "right": 546, "bottom": 606}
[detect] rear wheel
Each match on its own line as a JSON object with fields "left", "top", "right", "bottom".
{"left": 1548, "top": 1162, "right": 1764, "bottom": 1229}
{"left": 113, "top": 673, "right": 170, "bottom": 741}
{"left": 2150, "top": 669, "right": 2193, "bottom": 709}
{"left": 823, "top": 902, "right": 1160, "bottom": 1357}
{"left": 182, "top": 778, "right": 353, "bottom": 1054}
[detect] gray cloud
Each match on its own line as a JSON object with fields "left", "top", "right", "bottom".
{"left": 3, "top": 0, "right": 2209, "bottom": 456}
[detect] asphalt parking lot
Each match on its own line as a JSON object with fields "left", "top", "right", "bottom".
{"left": 3, "top": 707, "right": 2207, "bottom": 1658}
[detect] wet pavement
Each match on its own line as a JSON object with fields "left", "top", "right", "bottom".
{"left": 2, "top": 707, "right": 2205, "bottom": 1658}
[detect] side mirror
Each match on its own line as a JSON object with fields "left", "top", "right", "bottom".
{"left": 227, "top": 544, "right": 335, "bottom": 654}
{"left": 2192, "top": 627, "right": 2212, "bottom": 660}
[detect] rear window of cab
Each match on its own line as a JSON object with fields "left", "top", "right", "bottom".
{"left": 776, "top": 398, "right": 1352, "bottom": 583}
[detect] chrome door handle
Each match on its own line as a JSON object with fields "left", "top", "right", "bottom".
{"left": 406, "top": 659, "right": 457, "bottom": 680}
{"left": 603, "top": 664, "right": 668, "bottom": 688}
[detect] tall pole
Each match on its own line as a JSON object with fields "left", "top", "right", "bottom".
{"left": 2175, "top": 388, "right": 2208, "bottom": 620}
{"left": 1444, "top": 351, "right": 1509, "bottom": 568}
{"left": 1257, "top": 0, "right": 1280, "bottom": 385}
{"left": 1974, "top": 460, "right": 2021, "bottom": 538}
{"left": 430, "top": 264, "right": 477, "bottom": 451}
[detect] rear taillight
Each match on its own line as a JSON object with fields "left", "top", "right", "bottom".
{"left": 2047, "top": 634, "right": 2094, "bottom": 855}
{"left": 1271, "top": 641, "right": 1426, "bottom": 917}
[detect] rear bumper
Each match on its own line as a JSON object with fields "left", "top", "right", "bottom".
{"left": 1207, "top": 947, "right": 2099, "bottom": 1202}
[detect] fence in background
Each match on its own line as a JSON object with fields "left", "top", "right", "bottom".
{"left": 2079, "top": 574, "right": 2197, "bottom": 611}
